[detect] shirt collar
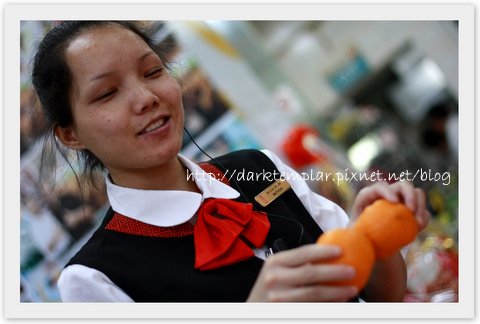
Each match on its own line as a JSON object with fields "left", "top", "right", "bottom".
{"left": 105, "top": 154, "right": 240, "bottom": 227}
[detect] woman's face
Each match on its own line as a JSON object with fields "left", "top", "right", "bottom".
{"left": 61, "top": 25, "right": 184, "bottom": 181}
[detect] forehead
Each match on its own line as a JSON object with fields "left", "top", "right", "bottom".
{"left": 64, "top": 24, "right": 152, "bottom": 74}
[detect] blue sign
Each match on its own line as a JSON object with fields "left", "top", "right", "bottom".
{"left": 328, "top": 55, "right": 370, "bottom": 94}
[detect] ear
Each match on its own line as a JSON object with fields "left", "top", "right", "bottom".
{"left": 54, "top": 125, "right": 86, "bottom": 150}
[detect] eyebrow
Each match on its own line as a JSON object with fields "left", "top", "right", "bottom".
{"left": 88, "top": 51, "right": 157, "bottom": 83}
{"left": 89, "top": 71, "right": 114, "bottom": 83}
{"left": 139, "top": 50, "right": 156, "bottom": 62}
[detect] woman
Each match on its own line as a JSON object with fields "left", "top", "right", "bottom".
{"left": 31, "top": 21, "right": 429, "bottom": 302}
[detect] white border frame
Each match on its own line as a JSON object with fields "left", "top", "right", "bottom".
{"left": 4, "top": 3, "right": 474, "bottom": 320}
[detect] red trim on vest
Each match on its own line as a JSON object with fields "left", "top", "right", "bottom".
{"left": 105, "top": 162, "right": 230, "bottom": 237}
{"left": 105, "top": 212, "right": 194, "bottom": 237}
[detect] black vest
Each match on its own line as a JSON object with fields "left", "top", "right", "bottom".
{"left": 66, "top": 149, "right": 325, "bottom": 302}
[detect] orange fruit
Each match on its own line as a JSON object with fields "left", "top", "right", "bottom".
{"left": 354, "top": 199, "right": 418, "bottom": 260}
{"left": 316, "top": 228, "right": 375, "bottom": 290}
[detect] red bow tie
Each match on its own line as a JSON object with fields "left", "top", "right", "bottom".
{"left": 194, "top": 198, "right": 270, "bottom": 271}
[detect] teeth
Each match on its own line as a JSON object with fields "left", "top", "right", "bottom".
{"left": 144, "top": 118, "right": 166, "bottom": 133}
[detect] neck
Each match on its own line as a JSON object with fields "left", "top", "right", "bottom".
{"left": 108, "top": 156, "right": 199, "bottom": 192}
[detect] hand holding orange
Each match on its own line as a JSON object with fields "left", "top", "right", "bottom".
{"left": 353, "top": 199, "right": 418, "bottom": 260}
{"left": 316, "top": 199, "right": 419, "bottom": 290}
{"left": 316, "top": 228, "right": 375, "bottom": 291}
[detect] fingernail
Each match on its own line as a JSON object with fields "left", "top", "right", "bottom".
{"left": 345, "top": 266, "right": 355, "bottom": 278}
{"left": 386, "top": 191, "right": 399, "bottom": 202}
{"left": 329, "top": 246, "right": 342, "bottom": 255}
{"left": 350, "top": 286, "right": 359, "bottom": 296}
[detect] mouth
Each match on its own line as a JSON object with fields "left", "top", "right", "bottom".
{"left": 137, "top": 116, "right": 170, "bottom": 135}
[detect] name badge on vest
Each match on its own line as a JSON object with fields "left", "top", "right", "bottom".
{"left": 255, "top": 178, "right": 291, "bottom": 207}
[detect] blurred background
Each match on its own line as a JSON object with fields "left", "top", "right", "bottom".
{"left": 20, "top": 20, "right": 458, "bottom": 302}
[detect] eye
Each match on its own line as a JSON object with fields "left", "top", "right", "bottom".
{"left": 145, "top": 67, "right": 164, "bottom": 78}
{"left": 95, "top": 89, "right": 117, "bottom": 102}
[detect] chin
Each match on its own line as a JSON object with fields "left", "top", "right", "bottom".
{"left": 157, "top": 143, "right": 182, "bottom": 161}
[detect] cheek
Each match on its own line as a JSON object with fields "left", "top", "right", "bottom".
{"left": 74, "top": 111, "right": 119, "bottom": 145}
{"left": 162, "top": 77, "right": 183, "bottom": 107}
{"left": 175, "top": 89, "right": 185, "bottom": 125}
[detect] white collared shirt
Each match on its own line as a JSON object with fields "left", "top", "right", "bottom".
{"left": 57, "top": 150, "right": 349, "bottom": 302}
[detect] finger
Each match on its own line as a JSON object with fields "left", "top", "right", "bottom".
{"left": 389, "top": 181, "right": 416, "bottom": 212}
{"left": 402, "top": 182, "right": 417, "bottom": 211}
{"left": 264, "top": 263, "right": 355, "bottom": 288}
{"left": 352, "top": 182, "right": 398, "bottom": 217}
{"left": 414, "top": 188, "right": 427, "bottom": 230}
{"left": 371, "top": 181, "right": 400, "bottom": 202}
{"left": 268, "top": 284, "right": 358, "bottom": 302}
{"left": 268, "top": 244, "right": 342, "bottom": 268}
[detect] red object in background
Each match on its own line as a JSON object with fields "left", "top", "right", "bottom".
{"left": 282, "top": 125, "right": 326, "bottom": 169}
{"left": 436, "top": 249, "right": 458, "bottom": 278}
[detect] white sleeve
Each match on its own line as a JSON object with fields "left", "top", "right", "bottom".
{"left": 57, "top": 264, "right": 134, "bottom": 302}
{"left": 260, "top": 149, "right": 350, "bottom": 231}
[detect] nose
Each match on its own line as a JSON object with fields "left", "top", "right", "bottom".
{"left": 129, "top": 82, "right": 159, "bottom": 113}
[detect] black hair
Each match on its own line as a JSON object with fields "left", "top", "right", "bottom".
{"left": 31, "top": 20, "right": 169, "bottom": 184}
